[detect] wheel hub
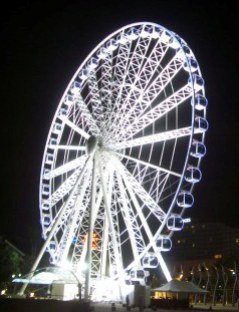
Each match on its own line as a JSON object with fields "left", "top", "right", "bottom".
{"left": 86, "top": 135, "right": 103, "bottom": 155}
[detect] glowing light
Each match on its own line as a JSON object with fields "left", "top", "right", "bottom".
{"left": 81, "top": 262, "right": 88, "bottom": 272}
{"left": 91, "top": 278, "right": 120, "bottom": 302}
{"left": 1, "top": 289, "right": 6, "bottom": 295}
{"left": 60, "top": 260, "right": 72, "bottom": 270}
{"left": 82, "top": 233, "right": 100, "bottom": 250}
{"left": 30, "top": 292, "right": 35, "bottom": 298}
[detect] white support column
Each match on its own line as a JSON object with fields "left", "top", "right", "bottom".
{"left": 99, "top": 157, "right": 124, "bottom": 300}
{"left": 156, "top": 253, "right": 172, "bottom": 282}
{"left": 84, "top": 156, "right": 97, "bottom": 299}
{"left": 98, "top": 169, "right": 113, "bottom": 278}
{"left": 99, "top": 217, "right": 109, "bottom": 278}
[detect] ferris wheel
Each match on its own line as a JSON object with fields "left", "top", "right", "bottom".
{"left": 33, "top": 22, "right": 207, "bottom": 298}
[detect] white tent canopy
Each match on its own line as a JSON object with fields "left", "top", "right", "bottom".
{"left": 13, "top": 267, "right": 79, "bottom": 285}
{"left": 152, "top": 279, "right": 207, "bottom": 294}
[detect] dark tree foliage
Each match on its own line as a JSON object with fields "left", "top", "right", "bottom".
{"left": 0, "top": 238, "right": 24, "bottom": 287}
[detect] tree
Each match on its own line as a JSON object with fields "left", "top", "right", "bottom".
{"left": 0, "top": 238, "right": 24, "bottom": 288}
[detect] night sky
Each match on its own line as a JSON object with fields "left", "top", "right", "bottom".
{"left": 1, "top": 0, "right": 239, "bottom": 254}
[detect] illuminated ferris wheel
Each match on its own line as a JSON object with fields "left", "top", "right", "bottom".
{"left": 34, "top": 22, "right": 207, "bottom": 298}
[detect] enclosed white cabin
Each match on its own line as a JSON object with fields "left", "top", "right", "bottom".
{"left": 140, "top": 25, "right": 153, "bottom": 38}
{"left": 64, "top": 94, "right": 74, "bottom": 106}
{"left": 43, "top": 168, "right": 50, "bottom": 180}
{"left": 194, "top": 116, "right": 209, "bottom": 133}
{"left": 190, "top": 141, "right": 206, "bottom": 158}
{"left": 169, "top": 36, "right": 181, "bottom": 49}
{"left": 194, "top": 94, "right": 208, "bottom": 111}
{"left": 42, "top": 184, "right": 50, "bottom": 196}
{"left": 116, "top": 33, "right": 128, "bottom": 45}
{"left": 129, "top": 268, "right": 149, "bottom": 283}
{"left": 167, "top": 215, "right": 184, "bottom": 231}
{"left": 87, "top": 57, "right": 98, "bottom": 70}
{"left": 49, "top": 138, "right": 57, "bottom": 146}
{"left": 156, "top": 235, "right": 172, "bottom": 251}
{"left": 142, "top": 253, "right": 158, "bottom": 268}
{"left": 188, "top": 74, "right": 204, "bottom": 92}
{"left": 41, "top": 202, "right": 50, "bottom": 211}
{"left": 70, "top": 81, "right": 81, "bottom": 95}
{"left": 160, "top": 30, "right": 171, "bottom": 44}
{"left": 176, "top": 44, "right": 192, "bottom": 60}
{"left": 177, "top": 191, "right": 194, "bottom": 208}
{"left": 45, "top": 153, "right": 54, "bottom": 165}
{"left": 127, "top": 27, "right": 139, "bottom": 40}
{"left": 184, "top": 57, "right": 198, "bottom": 73}
{"left": 78, "top": 69, "right": 88, "bottom": 81}
{"left": 52, "top": 121, "right": 62, "bottom": 135}
{"left": 185, "top": 166, "right": 202, "bottom": 183}
{"left": 106, "top": 39, "right": 118, "bottom": 51}
{"left": 42, "top": 214, "right": 51, "bottom": 226}
{"left": 96, "top": 47, "right": 108, "bottom": 59}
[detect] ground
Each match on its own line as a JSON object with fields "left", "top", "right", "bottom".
{"left": 92, "top": 302, "right": 239, "bottom": 312}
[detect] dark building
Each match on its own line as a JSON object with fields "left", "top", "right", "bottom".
{"left": 163, "top": 222, "right": 239, "bottom": 280}
{"left": 169, "top": 222, "right": 239, "bottom": 262}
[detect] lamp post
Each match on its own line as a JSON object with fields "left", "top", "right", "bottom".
{"left": 212, "top": 266, "right": 219, "bottom": 306}
{"left": 203, "top": 263, "right": 210, "bottom": 305}
{"left": 194, "top": 264, "right": 202, "bottom": 304}
{"left": 231, "top": 263, "right": 238, "bottom": 306}
{"left": 221, "top": 265, "right": 228, "bottom": 306}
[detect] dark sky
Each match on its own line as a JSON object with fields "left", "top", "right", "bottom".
{"left": 1, "top": 0, "right": 239, "bottom": 254}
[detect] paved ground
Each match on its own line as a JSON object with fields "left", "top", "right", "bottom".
{"left": 193, "top": 303, "right": 239, "bottom": 311}
{"left": 91, "top": 302, "right": 239, "bottom": 312}
{"left": 91, "top": 303, "right": 159, "bottom": 311}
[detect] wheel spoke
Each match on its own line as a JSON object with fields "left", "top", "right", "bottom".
{"left": 88, "top": 70, "right": 104, "bottom": 124}
{"left": 107, "top": 38, "right": 169, "bottom": 139}
{"left": 118, "top": 164, "right": 160, "bottom": 250}
{"left": 60, "top": 115, "right": 90, "bottom": 139}
{"left": 48, "top": 154, "right": 88, "bottom": 178}
{"left": 48, "top": 144, "right": 86, "bottom": 151}
{"left": 112, "top": 126, "right": 192, "bottom": 150}
{"left": 107, "top": 35, "right": 152, "bottom": 126}
{"left": 109, "top": 153, "right": 165, "bottom": 220}
{"left": 123, "top": 83, "right": 193, "bottom": 139}
{"left": 45, "top": 168, "right": 81, "bottom": 208}
{"left": 46, "top": 156, "right": 93, "bottom": 233}
{"left": 72, "top": 94, "right": 100, "bottom": 135}
{"left": 115, "top": 151, "right": 181, "bottom": 178}
{"left": 107, "top": 52, "right": 184, "bottom": 142}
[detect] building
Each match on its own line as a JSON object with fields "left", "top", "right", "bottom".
{"left": 170, "top": 222, "right": 239, "bottom": 262}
